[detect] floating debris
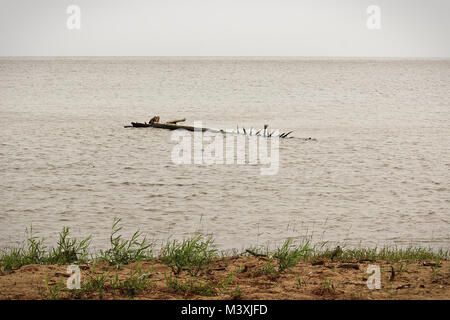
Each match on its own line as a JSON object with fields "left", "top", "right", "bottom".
{"left": 125, "top": 116, "right": 316, "bottom": 140}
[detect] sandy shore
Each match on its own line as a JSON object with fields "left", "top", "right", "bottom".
{"left": 0, "top": 256, "right": 448, "bottom": 300}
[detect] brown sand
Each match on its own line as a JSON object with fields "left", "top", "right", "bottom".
{"left": 0, "top": 257, "right": 448, "bottom": 300}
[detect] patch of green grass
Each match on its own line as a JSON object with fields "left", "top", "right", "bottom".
{"left": 63, "top": 264, "right": 155, "bottom": 299}
{"left": 312, "top": 245, "right": 448, "bottom": 264}
{"left": 109, "top": 268, "right": 153, "bottom": 298}
{"left": 378, "top": 247, "right": 448, "bottom": 263}
{"left": 165, "top": 274, "right": 216, "bottom": 296}
{"left": 397, "top": 262, "right": 411, "bottom": 275}
{"left": 257, "top": 239, "right": 312, "bottom": 274}
{"left": 430, "top": 265, "right": 441, "bottom": 278}
{"left": 160, "top": 235, "right": 217, "bottom": 275}
{"left": 274, "top": 238, "right": 312, "bottom": 272}
{"left": 1, "top": 226, "right": 90, "bottom": 273}
{"left": 47, "top": 227, "right": 91, "bottom": 265}
{"left": 79, "top": 264, "right": 110, "bottom": 299}
{"left": 99, "top": 218, "right": 153, "bottom": 267}
{"left": 261, "top": 258, "right": 277, "bottom": 275}
{"left": 23, "top": 227, "right": 47, "bottom": 263}
{"left": 0, "top": 248, "right": 27, "bottom": 274}
{"left": 217, "top": 272, "right": 235, "bottom": 293}
{"left": 313, "top": 246, "right": 377, "bottom": 262}
{"left": 237, "top": 266, "right": 246, "bottom": 273}
{"left": 231, "top": 284, "right": 242, "bottom": 300}
{"left": 296, "top": 276, "right": 306, "bottom": 287}
{"left": 2, "top": 219, "right": 449, "bottom": 279}
{"left": 39, "top": 277, "right": 66, "bottom": 300}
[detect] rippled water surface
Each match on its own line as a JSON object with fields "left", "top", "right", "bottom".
{"left": 0, "top": 58, "right": 449, "bottom": 251}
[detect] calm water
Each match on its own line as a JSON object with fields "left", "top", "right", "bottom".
{"left": 0, "top": 58, "right": 449, "bottom": 251}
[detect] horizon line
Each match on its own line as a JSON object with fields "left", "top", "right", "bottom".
{"left": 1, "top": 55, "right": 449, "bottom": 60}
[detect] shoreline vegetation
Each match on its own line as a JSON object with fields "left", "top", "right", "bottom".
{"left": 0, "top": 218, "right": 448, "bottom": 300}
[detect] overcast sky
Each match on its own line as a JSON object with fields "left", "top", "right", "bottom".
{"left": 0, "top": 0, "right": 449, "bottom": 57}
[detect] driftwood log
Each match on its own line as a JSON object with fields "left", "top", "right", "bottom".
{"left": 125, "top": 116, "right": 294, "bottom": 138}
{"left": 166, "top": 118, "right": 186, "bottom": 124}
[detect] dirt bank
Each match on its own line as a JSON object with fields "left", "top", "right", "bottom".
{"left": 0, "top": 257, "right": 448, "bottom": 300}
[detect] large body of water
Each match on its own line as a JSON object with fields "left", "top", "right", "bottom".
{"left": 0, "top": 58, "right": 449, "bottom": 251}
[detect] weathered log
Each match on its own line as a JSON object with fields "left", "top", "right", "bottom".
{"left": 166, "top": 118, "right": 186, "bottom": 124}
{"left": 130, "top": 121, "right": 221, "bottom": 133}
{"left": 127, "top": 117, "right": 295, "bottom": 139}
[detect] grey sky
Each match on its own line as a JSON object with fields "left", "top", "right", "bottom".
{"left": 0, "top": 0, "right": 449, "bottom": 57}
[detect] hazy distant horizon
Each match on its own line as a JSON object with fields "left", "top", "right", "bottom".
{"left": 1, "top": 0, "right": 449, "bottom": 57}
{"left": 1, "top": 56, "right": 450, "bottom": 60}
